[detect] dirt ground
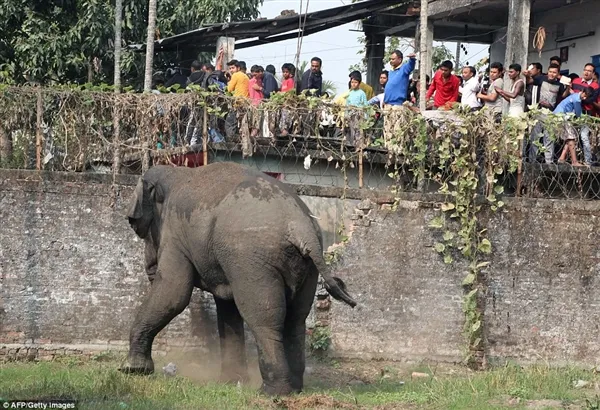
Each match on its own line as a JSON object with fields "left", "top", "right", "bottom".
{"left": 155, "top": 350, "right": 466, "bottom": 390}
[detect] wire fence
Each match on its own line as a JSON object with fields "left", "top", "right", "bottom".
{"left": 2, "top": 86, "right": 600, "bottom": 200}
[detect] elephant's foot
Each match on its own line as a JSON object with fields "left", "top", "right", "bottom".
{"left": 260, "top": 381, "right": 299, "bottom": 397}
{"left": 289, "top": 377, "right": 304, "bottom": 394}
{"left": 118, "top": 355, "right": 154, "bottom": 375}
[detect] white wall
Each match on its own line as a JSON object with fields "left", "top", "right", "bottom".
{"left": 527, "top": 2, "right": 600, "bottom": 74}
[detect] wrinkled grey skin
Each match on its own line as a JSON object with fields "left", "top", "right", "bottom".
{"left": 120, "top": 162, "right": 356, "bottom": 396}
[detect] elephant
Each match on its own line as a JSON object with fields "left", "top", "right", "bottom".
{"left": 120, "top": 161, "right": 356, "bottom": 396}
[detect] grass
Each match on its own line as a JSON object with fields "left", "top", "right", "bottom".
{"left": 1, "top": 357, "right": 600, "bottom": 409}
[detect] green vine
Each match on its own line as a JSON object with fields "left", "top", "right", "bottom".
{"left": 380, "top": 105, "right": 522, "bottom": 368}
{"left": 308, "top": 326, "right": 332, "bottom": 354}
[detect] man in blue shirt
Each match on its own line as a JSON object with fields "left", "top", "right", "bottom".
{"left": 554, "top": 88, "right": 587, "bottom": 116}
{"left": 383, "top": 50, "right": 416, "bottom": 106}
{"left": 554, "top": 86, "right": 592, "bottom": 165}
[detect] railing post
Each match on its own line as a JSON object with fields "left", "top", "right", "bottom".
{"left": 203, "top": 105, "right": 208, "bottom": 166}
{"left": 358, "top": 128, "right": 364, "bottom": 189}
{"left": 35, "top": 87, "right": 43, "bottom": 170}
{"left": 516, "top": 134, "right": 525, "bottom": 197}
{"left": 112, "top": 102, "right": 122, "bottom": 180}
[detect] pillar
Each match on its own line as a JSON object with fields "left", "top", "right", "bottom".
{"left": 504, "top": 0, "right": 531, "bottom": 70}
{"left": 365, "top": 32, "right": 386, "bottom": 91}
{"left": 418, "top": 2, "right": 433, "bottom": 111}
{"left": 217, "top": 37, "right": 236, "bottom": 64}
{"left": 425, "top": 20, "right": 434, "bottom": 79}
{"left": 503, "top": 0, "right": 531, "bottom": 112}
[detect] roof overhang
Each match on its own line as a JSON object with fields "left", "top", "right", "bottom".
{"left": 372, "top": 0, "right": 598, "bottom": 44}
{"left": 129, "top": 0, "right": 411, "bottom": 53}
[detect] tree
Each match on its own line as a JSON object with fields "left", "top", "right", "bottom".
{"left": 114, "top": 0, "right": 123, "bottom": 91}
{"left": 112, "top": 0, "right": 123, "bottom": 177}
{"left": 431, "top": 44, "right": 454, "bottom": 74}
{"left": 322, "top": 80, "right": 338, "bottom": 97}
{"left": 143, "top": 0, "right": 158, "bottom": 92}
{"left": 0, "top": 0, "right": 263, "bottom": 86}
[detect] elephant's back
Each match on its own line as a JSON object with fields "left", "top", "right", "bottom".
{"left": 211, "top": 165, "right": 318, "bottom": 237}
{"left": 167, "top": 162, "right": 269, "bottom": 211}
{"left": 170, "top": 162, "right": 309, "bottom": 215}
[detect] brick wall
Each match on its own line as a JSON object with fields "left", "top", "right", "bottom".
{"left": 0, "top": 171, "right": 221, "bottom": 361}
{"left": 2, "top": 169, "right": 600, "bottom": 366}
{"left": 328, "top": 198, "right": 600, "bottom": 366}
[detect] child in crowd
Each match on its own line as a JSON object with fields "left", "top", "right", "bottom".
{"left": 281, "top": 63, "right": 296, "bottom": 93}
{"left": 279, "top": 63, "right": 296, "bottom": 136}
{"left": 249, "top": 65, "right": 264, "bottom": 104}
{"left": 346, "top": 72, "right": 368, "bottom": 107}
{"left": 249, "top": 65, "right": 265, "bottom": 138}
{"left": 345, "top": 71, "right": 368, "bottom": 146}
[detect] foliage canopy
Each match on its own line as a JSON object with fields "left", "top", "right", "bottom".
{"left": 0, "top": 0, "right": 263, "bottom": 86}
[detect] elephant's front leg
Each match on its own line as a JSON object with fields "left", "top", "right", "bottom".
{"left": 214, "top": 297, "right": 248, "bottom": 383}
{"left": 120, "top": 250, "right": 195, "bottom": 374}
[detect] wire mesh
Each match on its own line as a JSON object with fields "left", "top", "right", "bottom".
{"left": 2, "top": 86, "right": 600, "bottom": 201}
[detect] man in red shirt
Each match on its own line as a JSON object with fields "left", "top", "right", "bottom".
{"left": 572, "top": 64, "right": 599, "bottom": 114}
{"left": 426, "top": 60, "right": 460, "bottom": 110}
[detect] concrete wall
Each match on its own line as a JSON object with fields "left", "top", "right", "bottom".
{"left": 211, "top": 151, "right": 394, "bottom": 191}
{"left": 0, "top": 170, "right": 355, "bottom": 360}
{"left": 2, "top": 170, "right": 600, "bottom": 366}
{"left": 328, "top": 198, "right": 600, "bottom": 366}
{"left": 327, "top": 200, "right": 466, "bottom": 362}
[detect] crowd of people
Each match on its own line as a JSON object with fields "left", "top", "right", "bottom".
{"left": 154, "top": 48, "right": 600, "bottom": 166}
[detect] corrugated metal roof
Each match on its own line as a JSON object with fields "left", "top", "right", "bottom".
{"left": 129, "top": 0, "right": 410, "bottom": 52}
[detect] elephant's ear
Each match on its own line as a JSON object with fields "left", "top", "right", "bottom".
{"left": 127, "top": 167, "right": 170, "bottom": 239}
{"left": 152, "top": 181, "right": 165, "bottom": 204}
{"left": 127, "top": 178, "right": 145, "bottom": 220}
{"left": 127, "top": 178, "right": 155, "bottom": 239}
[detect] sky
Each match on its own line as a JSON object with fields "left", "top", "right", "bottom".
{"left": 233, "top": 0, "right": 490, "bottom": 94}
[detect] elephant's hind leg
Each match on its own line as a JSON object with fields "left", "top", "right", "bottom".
{"left": 284, "top": 270, "right": 318, "bottom": 393}
{"left": 120, "top": 249, "right": 195, "bottom": 375}
{"left": 228, "top": 274, "right": 291, "bottom": 396}
{"left": 214, "top": 297, "right": 248, "bottom": 383}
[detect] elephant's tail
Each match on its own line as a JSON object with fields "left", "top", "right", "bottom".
{"left": 321, "top": 273, "right": 357, "bottom": 308}
{"left": 288, "top": 229, "right": 357, "bottom": 308}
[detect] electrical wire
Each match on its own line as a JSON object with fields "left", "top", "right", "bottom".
{"left": 298, "top": 0, "right": 311, "bottom": 63}
{"left": 294, "top": 0, "right": 304, "bottom": 68}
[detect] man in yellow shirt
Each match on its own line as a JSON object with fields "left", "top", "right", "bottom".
{"left": 360, "top": 82, "right": 374, "bottom": 100}
{"left": 226, "top": 59, "right": 250, "bottom": 98}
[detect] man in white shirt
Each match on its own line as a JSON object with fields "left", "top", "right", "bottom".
{"left": 459, "top": 66, "right": 481, "bottom": 111}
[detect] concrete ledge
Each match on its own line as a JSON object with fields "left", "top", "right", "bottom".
{"left": 0, "top": 168, "right": 139, "bottom": 186}
{"left": 0, "top": 343, "right": 214, "bottom": 362}
{"left": 3, "top": 168, "right": 600, "bottom": 213}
